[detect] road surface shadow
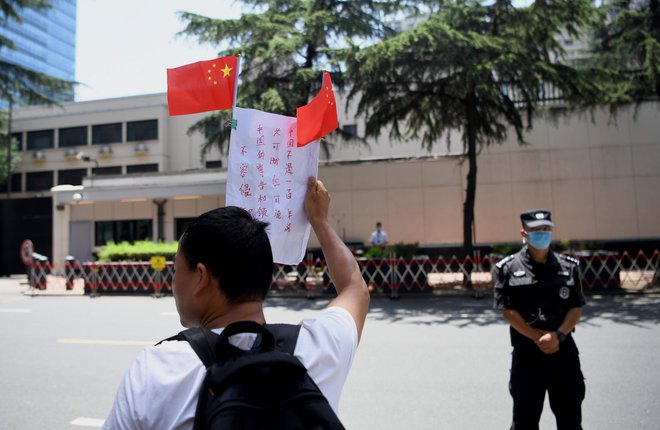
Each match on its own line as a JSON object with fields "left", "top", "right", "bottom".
{"left": 266, "top": 294, "right": 660, "bottom": 328}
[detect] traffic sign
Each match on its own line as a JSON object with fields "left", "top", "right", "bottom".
{"left": 150, "top": 256, "right": 166, "bottom": 271}
{"left": 20, "top": 240, "right": 34, "bottom": 266}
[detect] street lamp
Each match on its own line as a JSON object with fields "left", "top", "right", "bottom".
{"left": 75, "top": 152, "right": 99, "bottom": 169}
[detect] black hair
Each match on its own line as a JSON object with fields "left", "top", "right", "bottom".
{"left": 179, "top": 206, "right": 273, "bottom": 302}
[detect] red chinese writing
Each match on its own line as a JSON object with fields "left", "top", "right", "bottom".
{"left": 239, "top": 183, "right": 252, "bottom": 197}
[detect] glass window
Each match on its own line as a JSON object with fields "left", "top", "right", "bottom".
{"left": 26, "top": 171, "right": 54, "bottom": 191}
{"left": 27, "top": 129, "right": 54, "bottom": 150}
{"left": 342, "top": 124, "right": 358, "bottom": 136}
{"left": 127, "top": 119, "right": 158, "bottom": 141}
{"left": 57, "top": 168, "right": 86, "bottom": 186}
{"left": 92, "top": 123, "right": 122, "bottom": 144}
{"left": 205, "top": 160, "right": 223, "bottom": 169}
{"left": 59, "top": 126, "right": 87, "bottom": 147}
{"left": 126, "top": 164, "right": 158, "bottom": 174}
{"left": 92, "top": 166, "right": 122, "bottom": 176}
{"left": 94, "top": 219, "right": 153, "bottom": 246}
{"left": 175, "top": 217, "right": 197, "bottom": 240}
{"left": 0, "top": 173, "right": 22, "bottom": 193}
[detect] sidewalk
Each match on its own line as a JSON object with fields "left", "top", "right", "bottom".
{"left": 0, "top": 275, "right": 85, "bottom": 297}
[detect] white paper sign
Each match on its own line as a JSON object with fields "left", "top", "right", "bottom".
{"left": 226, "top": 107, "right": 320, "bottom": 265}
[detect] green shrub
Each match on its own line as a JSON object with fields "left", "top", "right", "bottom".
{"left": 363, "top": 242, "right": 419, "bottom": 259}
{"left": 98, "top": 240, "right": 178, "bottom": 262}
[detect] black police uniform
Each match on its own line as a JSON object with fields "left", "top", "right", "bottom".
{"left": 494, "top": 245, "right": 586, "bottom": 430}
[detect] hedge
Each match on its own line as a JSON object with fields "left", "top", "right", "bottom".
{"left": 97, "top": 241, "right": 178, "bottom": 262}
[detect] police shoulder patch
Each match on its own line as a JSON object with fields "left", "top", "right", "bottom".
{"left": 560, "top": 254, "right": 580, "bottom": 267}
{"left": 495, "top": 254, "right": 515, "bottom": 269}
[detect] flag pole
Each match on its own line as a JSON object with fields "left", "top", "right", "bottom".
{"left": 232, "top": 54, "right": 242, "bottom": 111}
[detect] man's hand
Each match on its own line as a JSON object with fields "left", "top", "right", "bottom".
{"left": 304, "top": 177, "right": 329, "bottom": 227}
{"left": 535, "top": 332, "right": 560, "bottom": 354}
{"left": 303, "top": 176, "right": 369, "bottom": 342}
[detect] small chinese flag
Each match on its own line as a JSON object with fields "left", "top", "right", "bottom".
{"left": 296, "top": 71, "right": 338, "bottom": 147}
{"left": 167, "top": 55, "right": 237, "bottom": 116}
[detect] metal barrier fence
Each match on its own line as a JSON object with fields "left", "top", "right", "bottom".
{"left": 27, "top": 250, "right": 660, "bottom": 295}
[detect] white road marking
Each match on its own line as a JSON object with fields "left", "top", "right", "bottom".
{"left": 57, "top": 338, "right": 155, "bottom": 346}
{"left": 0, "top": 308, "right": 32, "bottom": 313}
{"left": 70, "top": 417, "right": 105, "bottom": 427}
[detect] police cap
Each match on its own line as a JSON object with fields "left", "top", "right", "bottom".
{"left": 520, "top": 209, "right": 554, "bottom": 229}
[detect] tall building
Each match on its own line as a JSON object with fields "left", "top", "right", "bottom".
{"left": 0, "top": 0, "right": 76, "bottom": 101}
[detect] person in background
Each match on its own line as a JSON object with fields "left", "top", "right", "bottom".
{"left": 369, "top": 222, "right": 389, "bottom": 248}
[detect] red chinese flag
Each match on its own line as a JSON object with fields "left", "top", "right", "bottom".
{"left": 167, "top": 56, "right": 237, "bottom": 116}
{"left": 296, "top": 71, "right": 338, "bottom": 147}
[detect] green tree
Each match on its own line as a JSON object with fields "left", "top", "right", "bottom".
{"left": 591, "top": 0, "right": 660, "bottom": 101}
{"left": 0, "top": 0, "right": 76, "bottom": 188}
{"left": 0, "top": 0, "right": 75, "bottom": 105}
{"left": 0, "top": 126, "right": 20, "bottom": 188}
{"left": 177, "top": 0, "right": 412, "bottom": 157}
{"left": 342, "top": 0, "right": 609, "bottom": 257}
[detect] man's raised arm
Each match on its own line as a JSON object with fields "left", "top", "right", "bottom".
{"left": 304, "top": 177, "right": 370, "bottom": 341}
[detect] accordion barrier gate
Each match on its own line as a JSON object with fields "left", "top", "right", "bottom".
{"left": 26, "top": 250, "right": 660, "bottom": 296}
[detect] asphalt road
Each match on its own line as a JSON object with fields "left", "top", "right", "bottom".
{"left": 1, "top": 278, "right": 659, "bottom": 429}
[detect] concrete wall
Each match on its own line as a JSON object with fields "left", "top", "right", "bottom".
{"left": 309, "top": 103, "right": 660, "bottom": 247}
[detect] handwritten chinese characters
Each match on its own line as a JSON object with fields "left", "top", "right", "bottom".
{"left": 226, "top": 107, "right": 320, "bottom": 265}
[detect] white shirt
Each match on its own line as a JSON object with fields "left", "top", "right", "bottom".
{"left": 102, "top": 306, "right": 358, "bottom": 430}
{"left": 370, "top": 229, "right": 389, "bottom": 246}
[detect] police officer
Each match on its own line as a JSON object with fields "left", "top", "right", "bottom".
{"left": 494, "top": 209, "right": 586, "bottom": 430}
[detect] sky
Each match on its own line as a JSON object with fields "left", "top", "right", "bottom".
{"left": 75, "top": 0, "right": 242, "bottom": 102}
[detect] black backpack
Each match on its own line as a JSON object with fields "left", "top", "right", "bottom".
{"left": 162, "top": 321, "right": 345, "bottom": 430}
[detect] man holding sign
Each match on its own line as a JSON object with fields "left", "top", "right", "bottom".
{"left": 103, "top": 178, "right": 369, "bottom": 429}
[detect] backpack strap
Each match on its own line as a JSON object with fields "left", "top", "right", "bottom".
{"left": 265, "top": 323, "right": 302, "bottom": 354}
{"left": 179, "top": 328, "right": 219, "bottom": 368}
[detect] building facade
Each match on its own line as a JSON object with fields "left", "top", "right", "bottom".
{"left": 5, "top": 93, "right": 660, "bottom": 271}
{"left": 0, "top": 0, "right": 76, "bottom": 101}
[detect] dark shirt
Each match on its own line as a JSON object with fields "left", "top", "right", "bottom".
{"left": 494, "top": 246, "right": 585, "bottom": 351}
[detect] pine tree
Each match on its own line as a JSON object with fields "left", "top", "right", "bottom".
{"left": 342, "top": 0, "right": 609, "bottom": 257}
{"left": 0, "top": 0, "right": 75, "bottom": 106}
{"left": 0, "top": 0, "right": 76, "bottom": 188}
{"left": 177, "top": 0, "right": 412, "bottom": 157}
{"left": 592, "top": 0, "right": 660, "bottom": 101}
